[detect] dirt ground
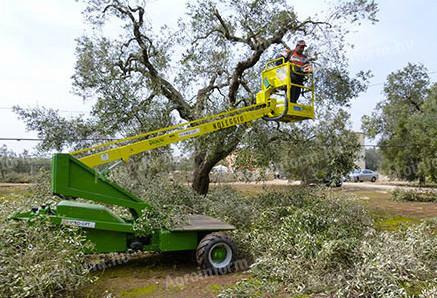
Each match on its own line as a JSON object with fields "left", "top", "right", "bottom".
{"left": 1, "top": 182, "right": 436, "bottom": 297}
{"left": 78, "top": 253, "right": 247, "bottom": 298}
{"left": 0, "top": 183, "right": 29, "bottom": 194}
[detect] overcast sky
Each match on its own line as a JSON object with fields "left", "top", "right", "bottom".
{"left": 0, "top": 0, "right": 436, "bottom": 154}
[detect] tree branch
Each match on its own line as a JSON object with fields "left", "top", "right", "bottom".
{"left": 195, "top": 73, "right": 229, "bottom": 112}
{"left": 103, "top": 2, "right": 194, "bottom": 121}
{"left": 406, "top": 95, "right": 422, "bottom": 112}
{"left": 192, "top": 29, "right": 221, "bottom": 45}
{"left": 213, "top": 9, "right": 255, "bottom": 48}
{"left": 240, "top": 79, "right": 255, "bottom": 102}
{"left": 195, "top": 74, "right": 217, "bottom": 113}
{"left": 204, "top": 128, "right": 243, "bottom": 170}
{"left": 226, "top": 18, "right": 331, "bottom": 105}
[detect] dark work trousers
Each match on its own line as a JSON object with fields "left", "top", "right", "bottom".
{"left": 290, "top": 72, "right": 304, "bottom": 103}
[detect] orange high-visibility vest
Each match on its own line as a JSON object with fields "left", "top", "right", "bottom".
{"left": 289, "top": 50, "right": 307, "bottom": 67}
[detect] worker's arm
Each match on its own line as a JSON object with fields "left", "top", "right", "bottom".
{"left": 275, "top": 50, "right": 290, "bottom": 66}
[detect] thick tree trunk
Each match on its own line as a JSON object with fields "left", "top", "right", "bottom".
{"left": 192, "top": 156, "right": 213, "bottom": 195}
{"left": 191, "top": 131, "right": 241, "bottom": 194}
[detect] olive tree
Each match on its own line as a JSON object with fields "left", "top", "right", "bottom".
{"left": 15, "top": 0, "right": 377, "bottom": 194}
{"left": 362, "top": 63, "right": 436, "bottom": 183}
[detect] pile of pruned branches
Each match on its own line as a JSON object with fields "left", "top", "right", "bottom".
{"left": 0, "top": 172, "right": 94, "bottom": 298}
{"left": 135, "top": 179, "right": 437, "bottom": 297}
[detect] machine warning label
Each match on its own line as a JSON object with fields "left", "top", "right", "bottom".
{"left": 62, "top": 219, "right": 96, "bottom": 229}
{"left": 100, "top": 153, "right": 109, "bottom": 161}
{"left": 179, "top": 128, "right": 200, "bottom": 138}
{"left": 212, "top": 115, "right": 245, "bottom": 130}
{"left": 276, "top": 67, "right": 287, "bottom": 81}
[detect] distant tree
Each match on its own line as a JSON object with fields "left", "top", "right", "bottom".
{"left": 0, "top": 145, "right": 14, "bottom": 180}
{"left": 0, "top": 145, "right": 50, "bottom": 182}
{"left": 174, "top": 156, "right": 194, "bottom": 172}
{"left": 15, "top": 0, "right": 377, "bottom": 194}
{"left": 362, "top": 63, "right": 436, "bottom": 183}
{"left": 365, "top": 147, "right": 381, "bottom": 171}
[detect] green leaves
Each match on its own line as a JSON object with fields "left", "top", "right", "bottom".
{"left": 0, "top": 205, "right": 93, "bottom": 297}
{"left": 133, "top": 205, "right": 189, "bottom": 236}
{"left": 13, "top": 106, "right": 101, "bottom": 151}
{"left": 315, "top": 68, "right": 372, "bottom": 107}
{"left": 219, "top": 189, "right": 372, "bottom": 296}
{"left": 362, "top": 64, "right": 436, "bottom": 182}
{"left": 280, "top": 110, "right": 360, "bottom": 183}
{"left": 392, "top": 188, "right": 437, "bottom": 203}
{"left": 337, "top": 222, "right": 437, "bottom": 297}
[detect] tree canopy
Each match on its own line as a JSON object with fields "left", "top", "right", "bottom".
{"left": 362, "top": 63, "right": 436, "bottom": 183}
{"left": 15, "top": 0, "right": 378, "bottom": 193}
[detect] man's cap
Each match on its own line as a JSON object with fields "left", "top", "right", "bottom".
{"left": 296, "top": 40, "right": 307, "bottom": 47}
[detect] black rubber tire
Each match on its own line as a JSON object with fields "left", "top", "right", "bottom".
{"left": 196, "top": 232, "right": 236, "bottom": 275}
{"left": 129, "top": 241, "right": 144, "bottom": 251}
{"left": 371, "top": 177, "right": 376, "bottom": 182}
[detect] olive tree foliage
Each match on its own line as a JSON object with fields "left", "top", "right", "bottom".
{"left": 15, "top": 0, "right": 377, "bottom": 194}
{"left": 236, "top": 110, "right": 360, "bottom": 184}
{"left": 284, "top": 111, "right": 360, "bottom": 184}
{"left": 362, "top": 63, "right": 436, "bottom": 183}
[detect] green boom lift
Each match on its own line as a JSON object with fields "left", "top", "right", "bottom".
{"left": 14, "top": 60, "right": 315, "bottom": 273}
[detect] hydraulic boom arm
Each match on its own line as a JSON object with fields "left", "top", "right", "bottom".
{"left": 72, "top": 103, "right": 274, "bottom": 168}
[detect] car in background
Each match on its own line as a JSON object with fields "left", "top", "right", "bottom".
{"left": 347, "top": 169, "right": 378, "bottom": 182}
{"left": 211, "top": 165, "right": 230, "bottom": 174}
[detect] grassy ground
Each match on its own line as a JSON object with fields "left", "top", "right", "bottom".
{"left": 229, "top": 183, "right": 436, "bottom": 230}
{"left": 340, "top": 186, "right": 436, "bottom": 231}
{"left": 2, "top": 183, "right": 436, "bottom": 297}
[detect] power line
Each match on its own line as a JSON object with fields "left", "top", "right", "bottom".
{"left": 0, "top": 107, "right": 88, "bottom": 113}
{"left": 0, "top": 138, "right": 417, "bottom": 149}
{"left": 0, "top": 137, "right": 119, "bottom": 142}
{"left": 367, "top": 71, "right": 437, "bottom": 88}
